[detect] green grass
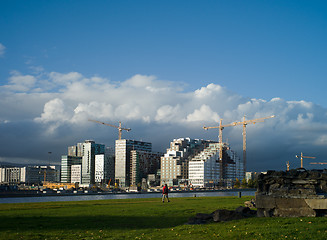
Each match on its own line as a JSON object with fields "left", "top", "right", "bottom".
{"left": 0, "top": 196, "right": 327, "bottom": 239}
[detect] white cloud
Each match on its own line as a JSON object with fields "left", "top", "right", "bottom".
{"left": 194, "top": 83, "right": 224, "bottom": 98}
{"left": 2, "top": 70, "right": 327, "bottom": 170}
{"left": 49, "top": 72, "right": 83, "bottom": 85}
{"left": 122, "top": 74, "right": 156, "bottom": 88}
{"left": 155, "top": 105, "right": 182, "bottom": 123}
{"left": 3, "top": 71, "right": 37, "bottom": 92}
{"left": 0, "top": 43, "right": 5, "bottom": 57}
{"left": 35, "top": 98, "right": 72, "bottom": 123}
{"left": 186, "top": 104, "right": 220, "bottom": 122}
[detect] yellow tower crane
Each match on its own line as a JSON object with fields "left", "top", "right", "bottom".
{"left": 286, "top": 161, "right": 290, "bottom": 171}
{"left": 233, "top": 115, "right": 275, "bottom": 173}
{"left": 203, "top": 119, "right": 239, "bottom": 160}
{"left": 204, "top": 115, "right": 275, "bottom": 174}
{"left": 295, "top": 152, "right": 316, "bottom": 168}
{"left": 88, "top": 119, "right": 131, "bottom": 140}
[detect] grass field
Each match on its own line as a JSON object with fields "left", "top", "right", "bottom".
{"left": 0, "top": 196, "right": 327, "bottom": 239}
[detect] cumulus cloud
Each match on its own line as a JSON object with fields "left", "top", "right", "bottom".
{"left": 186, "top": 105, "right": 220, "bottom": 122}
{"left": 1, "top": 70, "right": 327, "bottom": 171}
{"left": 35, "top": 98, "right": 72, "bottom": 123}
{"left": 0, "top": 43, "right": 5, "bottom": 56}
{"left": 4, "top": 71, "right": 37, "bottom": 92}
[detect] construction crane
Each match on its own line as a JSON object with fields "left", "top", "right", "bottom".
{"left": 233, "top": 115, "right": 275, "bottom": 174}
{"left": 204, "top": 115, "right": 275, "bottom": 174}
{"left": 203, "top": 119, "right": 239, "bottom": 160}
{"left": 89, "top": 119, "right": 131, "bottom": 140}
{"left": 286, "top": 161, "right": 290, "bottom": 171}
{"left": 295, "top": 152, "right": 316, "bottom": 168}
{"left": 310, "top": 162, "right": 327, "bottom": 165}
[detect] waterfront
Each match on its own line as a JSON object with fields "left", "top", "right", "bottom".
{"left": 0, "top": 190, "right": 255, "bottom": 204}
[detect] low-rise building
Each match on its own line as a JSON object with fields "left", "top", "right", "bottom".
{"left": 0, "top": 166, "right": 60, "bottom": 185}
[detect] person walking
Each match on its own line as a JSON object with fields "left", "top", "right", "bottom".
{"left": 162, "top": 184, "right": 170, "bottom": 203}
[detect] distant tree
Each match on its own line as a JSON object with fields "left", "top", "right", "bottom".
{"left": 234, "top": 178, "right": 240, "bottom": 188}
{"left": 241, "top": 178, "right": 247, "bottom": 188}
{"left": 253, "top": 179, "right": 258, "bottom": 188}
{"left": 247, "top": 178, "right": 255, "bottom": 188}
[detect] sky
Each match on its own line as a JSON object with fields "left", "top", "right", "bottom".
{"left": 1, "top": 0, "right": 327, "bottom": 171}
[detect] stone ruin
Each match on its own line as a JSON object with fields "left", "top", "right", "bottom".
{"left": 256, "top": 169, "right": 327, "bottom": 217}
{"left": 187, "top": 168, "right": 327, "bottom": 223}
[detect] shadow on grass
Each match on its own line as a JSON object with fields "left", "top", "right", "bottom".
{"left": 0, "top": 215, "right": 186, "bottom": 231}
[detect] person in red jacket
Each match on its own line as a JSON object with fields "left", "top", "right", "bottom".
{"left": 162, "top": 184, "right": 170, "bottom": 203}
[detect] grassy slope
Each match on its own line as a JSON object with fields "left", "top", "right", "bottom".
{"left": 0, "top": 196, "right": 327, "bottom": 239}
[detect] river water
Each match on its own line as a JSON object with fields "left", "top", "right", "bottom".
{"left": 0, "top": 190, "right": 256, "bottom": 204}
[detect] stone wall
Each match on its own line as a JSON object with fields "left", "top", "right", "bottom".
{"left": 256, "top": 169, "right": 327, "bottom": 217}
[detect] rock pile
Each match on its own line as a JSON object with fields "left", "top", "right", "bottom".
{"left": 187, "top": 206, "right": 256, "bottom": 225}
{"left": 256, "top": 169, "right": 327, "bottom": 217}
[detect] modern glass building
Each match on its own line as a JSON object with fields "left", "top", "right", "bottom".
{"left": 81, "top": 140, "right": 105, "bottom": 184}
{"left": 130, "top": 150, "right": 162, "bottom": 187}
{"left": 60, "top": 156, "right": 82, "bottom": 183}
{"left": 115, "top": 139, "right": 151, "bottom": 187}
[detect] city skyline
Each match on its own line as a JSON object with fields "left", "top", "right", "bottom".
{"left": 1, "top": 1, "right": 327, "bottom": 171}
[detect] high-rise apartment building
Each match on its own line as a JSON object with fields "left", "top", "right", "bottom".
{"left": 115, "top": 140, "right": 151, "bottom": 187}
{"left": 160, "top": 138, "right": 210, "bottom": 186}
{"left": 188, "top": 143, "right": 239, "bottom": 188}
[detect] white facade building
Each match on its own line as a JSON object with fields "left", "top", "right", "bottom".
{"left": 161, "top": 138, "right": 209, "bottom": 186}
{"left": 0, "top": 168, "right": 4, "bottom": 182}
{"left": 189, "top": 143, "right": 220, "bottom": 187}
{"left": 81, "top": 140, "right": 105, "bottom": 184}
{"left": 95, "top": 147, "right": 115, "bottom": 184}
{"left": 71, "top": 164, "right": 82, "bottom": 183}
{"left": 95, "top": 154, "right": 105, "bottom": 183}
{"left": 189, "top": 143, "right": 240, "bottom": 188}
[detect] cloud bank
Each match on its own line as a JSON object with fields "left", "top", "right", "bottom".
{"left": 1, "top": 70, "right": 327, "bottom": 171}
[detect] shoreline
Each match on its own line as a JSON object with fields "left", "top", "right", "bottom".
{"left": 0, "top": 188, "right": 256, "bottom": 199}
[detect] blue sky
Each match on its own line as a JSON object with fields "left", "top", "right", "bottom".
{"left": 1, "top": 1, "right": 327, "bottom": 171}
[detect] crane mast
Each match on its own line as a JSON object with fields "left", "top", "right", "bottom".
{"left": 286, "top": 161, "right": 290, "bottom": 171}
{"left": 203, "top": 119, "right": 238, "bottom": 160}
{"left": 295, "top": 152, "right": 316, "bottom": 168}
{"left": 203, "top": 115, "right": 275, "bottom": 175}
{"left": 234, "top": 115, "right": 275, "bottom": 174}
{"left": 88, "top": 119, "right": 131, "bottom": 140}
